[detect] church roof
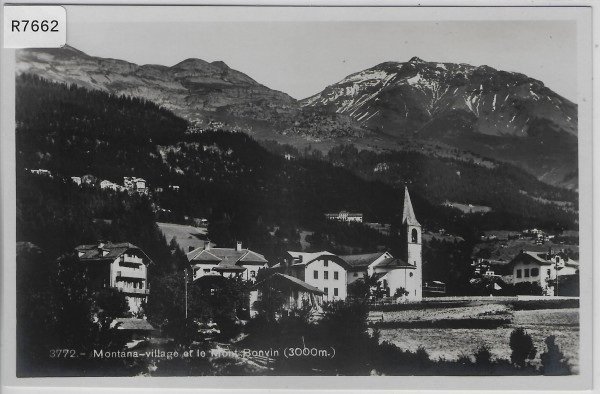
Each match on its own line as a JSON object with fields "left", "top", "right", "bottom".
{"left": 402, "top": 187, "right": 420, "bottom": 226}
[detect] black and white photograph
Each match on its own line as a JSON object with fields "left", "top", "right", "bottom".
{"left": 0, "top": 2, "right": 595, "bottom": 391}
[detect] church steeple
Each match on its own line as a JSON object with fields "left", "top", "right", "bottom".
{"left": 402, "top": 187, "right": 420, "bottom": 226}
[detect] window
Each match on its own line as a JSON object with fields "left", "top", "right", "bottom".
{"left": 324, "top": 287, "right": 329, "bottom": 295}
{"left": 531, "top": 268, "right": 539, "bottom": 277}
{"left": 516, "top": 269, "right": 522, "bottom": 278}
{"left": 324, "top": 260, "right": 328, "bottom": 267}
{"left": 314, "top": 270, "right": 318, "bottom": 279}
{"left": 409, "top": 272, "right": 413, "bottom": 277}
{"left": 547, "top": 269, "right": 551, "bottom": 275}
{"left": 334, "top": 288, "right": 338, "bottom": 296}
{"left": 524, "top": 269, "right": 530, "bottom": 277}
{"left": 324, "top": 271, "right": 329, "bottom": 280}
{"left": 334, "top": 272, "right": 339, "bottom": 280}
{"left": 411, "top": 228, "right": 418, "bottom": 243}
{"left": 203, "top": 269, "right": 210, "bottom": 273}
{"left": 556, "top": 257, "right": 560, "bottom": 264}
{"left": 250, "top": 270, "right": 256, "bottom": 278}
{"left": 353, "top": 272, "right": 358, "bottom": 277}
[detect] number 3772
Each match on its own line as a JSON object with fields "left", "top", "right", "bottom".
{"left": 11, "top": 20, "right": 59, "bottom": 32}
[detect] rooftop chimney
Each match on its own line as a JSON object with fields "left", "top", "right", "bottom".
{"left": 236, "top": 241, "right": 242, "bottom": 252}
{"left": 204, "top": 240, "right": 211, "bottom": 251}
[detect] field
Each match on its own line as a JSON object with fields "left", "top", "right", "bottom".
{"left": 376, "top": 302, "right": 579, "bottom": 373}
{"left": 156, "top": 222, "right": 208, "bottom": 253}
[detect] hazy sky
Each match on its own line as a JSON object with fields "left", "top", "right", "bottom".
{"left": 67, "top": 6, "right": 579, "bottom": 101}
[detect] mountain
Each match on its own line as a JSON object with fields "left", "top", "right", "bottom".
{"left": 16, "top": 46, "right": 365, "bottom": 139}
{"left": 302, "top": 57, "right": 578, "bottom": 188}
{"left": 17, "top": 48, "right": 578, "bottom": 189}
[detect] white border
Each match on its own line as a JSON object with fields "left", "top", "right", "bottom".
{"left": 1, "top": 1, "right": 596, "bottom": 393}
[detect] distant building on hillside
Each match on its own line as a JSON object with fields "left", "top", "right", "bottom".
{"left": 75, "top": 242, "right": 152, "bottom": 314}
{"left": 187, "top": 241, "right": 268, "bottom": 282}
{"left": 100, "top": 179, "right": 126, "bottom": 192}
{"left": 508, "top": 248, "right": 578, "bottom": 296}
{"left": 29, "top": 169, "right": 53, "bottom": 177}
{"left": 124, "top": 176, "right": 148, "bottom": 195}
{"left": 325, "top": 211, "right": 363, "bottom": 223}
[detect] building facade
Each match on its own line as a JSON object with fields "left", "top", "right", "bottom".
{"left": 75, "top": 242, "right": 152, "bottom": 314}
{"left": 280, "top": 251, "right": 350, "bottom": 301}
{"left": 325, "top": 211, "right": 363, "bottom": 223}
{"left": 509, "top": 249, "right": 579, "bottom": 296}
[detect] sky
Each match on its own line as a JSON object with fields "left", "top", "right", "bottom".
{"left": 67, "top": 6, "right": 579, "bottom": 101}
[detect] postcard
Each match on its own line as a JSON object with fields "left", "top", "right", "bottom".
{"left": 0, "top": 2, "right": 595, "bottom": 392}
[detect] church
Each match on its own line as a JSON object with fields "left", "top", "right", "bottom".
{"left": 278, "top": 187, "right": 423, "bottom": 302}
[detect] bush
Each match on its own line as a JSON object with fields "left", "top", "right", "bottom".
{"left": 540, "top": 335, "right": 571, "bottom": 375}
{"left": 509, "top": 328, "right": 537, "bottom": 367}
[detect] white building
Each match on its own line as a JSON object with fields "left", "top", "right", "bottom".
{"left": 187, "top": 241, "right": 268, "bottom": 282}
{"left": 75, "top": 242, "right": 152, "bottom": 314}
{"left": 509, "top": 249, "right": 579, "bottom": 296}
{"left": 100, "top": 180, "right": 126, "bottom": 192}
{"left": 325, "top": 211, "right": 363, "bottom": 223}
{"left": 123, "top": 176, "right": 148, "bottom": 195}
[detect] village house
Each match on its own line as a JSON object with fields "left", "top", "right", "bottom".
{"left": 75, "top": 242, "right": 152, "bottom": 314}
{"left": 324, "top": 211, "right": 364, "bottom": 223}
{"left": 249, "top": 273, "right": 325, "bottom": 318}
{"left": 279, "top": 251, "right": 351, "bottom": 301}
{"left": 509, "top": 248, "right": 579, "bottom": 296}
{"left": 123, "top": 176, "right": 148, "bottom": 195}
{"left": 187, "top": 241, "right": 268, "bottom": 282}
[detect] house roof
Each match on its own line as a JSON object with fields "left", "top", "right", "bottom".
{"left": 339, "top": 252, "right": 387, "bottom": 268}
{"left": 286, "top": 251, "right": 352, "bottom": 270}
{"left": 402, "top": 187, "right": 420, "bottom": 227}
{"left": 75, "top": 242, "right": 152, "bottom": 264}
{"left": 510, "top": 251, "right": 581, "bottom": 268}
{"left": 111, "top": 318, "right": 155, "bottom": 331}
{"left": 375, "top": 257, "right": 415, "bottom": 269}
{"left": 253, "top": 273, "right": 325, "bottom": 295}
{"left": 510, "top": 251, "right": 553, "bottom": 266}
{"left": 188, "top": 246, "right": 268, "bottom": 268}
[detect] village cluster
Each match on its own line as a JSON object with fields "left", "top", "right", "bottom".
{"left": 73, "top": 188, "right": 579, "bottom": 326}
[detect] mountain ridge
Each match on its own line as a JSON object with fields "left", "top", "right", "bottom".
{"left": 16, "top": 46, "right": 578, "bottom": 189}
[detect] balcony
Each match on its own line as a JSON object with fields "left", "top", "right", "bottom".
{"left": 116, "top": 286, "right": 150, "bottom": 295}
{"left": 116, "top": 270, "right": 146, "bottom": 280}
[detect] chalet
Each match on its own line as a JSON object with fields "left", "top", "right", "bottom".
{"left": 249, "top": 273, "right": 325, "bottom": 318}
{"left": 187, "top": 241, "right": 268, "bottom": 282}
{"left": 75, "top": 242, "right": 152, "bottom": 314}
{"left": 324, "top": 211, "right": 363, "bottom": 223}
{"left": 509, "top": 249, "right": 579, "bottom": 296}
{"left": 280, "top": 251, "right": 351, "bottom": 301}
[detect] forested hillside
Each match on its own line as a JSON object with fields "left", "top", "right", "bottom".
{"left": 16, "top": 75, "right": 577, "bottom": 267}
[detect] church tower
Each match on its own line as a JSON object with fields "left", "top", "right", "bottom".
{"left": 401, "top": 187, "right": 422, "bottom": 300}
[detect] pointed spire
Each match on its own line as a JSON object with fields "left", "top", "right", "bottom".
{"left": 402, "top": 187, "right": 420, "bottom": 226}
